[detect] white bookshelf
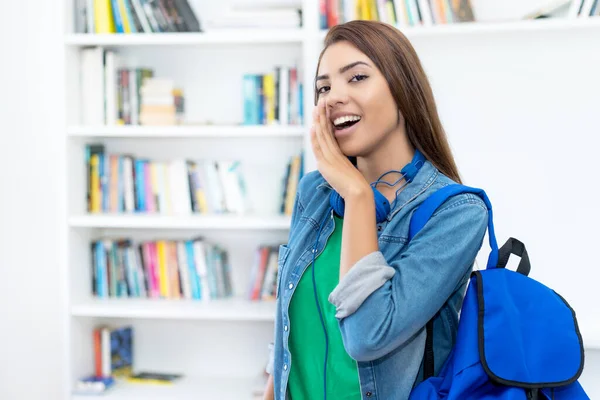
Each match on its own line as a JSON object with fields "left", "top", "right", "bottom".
{"left": 65, "top": 29, "right": 306, "bottom": 46}
{"left": 63, "top": 0, "right": 316, "bottom": 398}
{"left": 71, "top": 375, "right": 265, "bottom": 400}
{"left": 71, "top": 298, "right": 276, "bottom": 321}
{"left": 67, "top": 125, "right": 306, "bottom": 138}
{"left": 315, "top": 15, "right": 600, "bottom": 40}
{"left": 68, "top": 214, "right": 292, "bottom": 229}
{"left": 62, "top": 0, "right": 600, "bottom": 398}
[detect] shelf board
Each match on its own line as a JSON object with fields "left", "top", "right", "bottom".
{"left": 318, "top": 17, "right": 600, "bottom": 40}
{"left": 68, "top": 214, "right": 292, "bottom": 230}
{"left": 66, "top": 124, "right": 306, "bottom": 138}
{"left": 72, "top": 374, "right": 265, "bottom": 400}
{"left": 65, "top": 30, "right": 305, "bottom": 46}
{"left": 71, "top": 298, "right": 276, "bottom": 321}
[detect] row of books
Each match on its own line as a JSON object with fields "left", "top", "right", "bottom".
{"left": 81, "top": 49, "right": 184, "bottom": 126}
{"left": 91, "top": 238, "right": 234, "bottom": 300}
{"left": 243, "top": 67, "right": 303, "bottom": 126}
{"left": 280, "top": 154, "right": 303, "bottom": 216}
{"left": 75, "top": 0, "right": 201, "bottom": 34}
{"left": 85, "top": 144, "right": 252, "bottom": 215}
{"left": 320, "top": 0, "right": 475, "bottom": 28}
{"left": 567, "top": 0, "right": 600, "bottom": 17}
{"left": 247, "top": 246, "right": 279, "bottom": 301}
{"left": 85, "top": 144, "right": 302, "bottom": 216}
{"left": 524, "top": 0, "right": 600, "bottom": 18}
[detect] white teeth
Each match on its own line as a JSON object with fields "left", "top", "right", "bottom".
{"left": 333, "top": 115, "right": 361, "bottom": 127}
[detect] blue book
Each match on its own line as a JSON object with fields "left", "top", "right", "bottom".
{"left": 185, "top": 241, "right": 201, "bottom": 300}
{"left": 242, "top": 74, "right": 259, "bottom": 125}
{"left": 111, "top": 0, "right": 125, "bottom": 33}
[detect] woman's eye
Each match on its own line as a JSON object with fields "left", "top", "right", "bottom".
{"left": 317, "top": 86, "right": 330, "bottom": 94}
{"left": 350, "top": 74, "right": 368, "bottom": 82}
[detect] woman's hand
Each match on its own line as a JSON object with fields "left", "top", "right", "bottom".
{"left": 310, "top": 99, "right": 370, "bottom": 199}
{"left": 263, "top": 374, "right": 274, "bottom": 400}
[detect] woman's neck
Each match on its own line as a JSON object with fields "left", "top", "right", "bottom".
{"left": 356, "top": 130, "right": 414, "bottom": 202}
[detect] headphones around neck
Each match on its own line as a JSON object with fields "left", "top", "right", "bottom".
{"left": 329, "top": 149, "right": 426, "bottom": 223}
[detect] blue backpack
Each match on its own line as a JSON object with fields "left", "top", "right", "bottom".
{"left": 408, "top": 184, "right": 589, "bottom": 400}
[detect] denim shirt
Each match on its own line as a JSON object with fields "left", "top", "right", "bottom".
{"left": 267, "top": 160, "right": 489, "bottom": 400}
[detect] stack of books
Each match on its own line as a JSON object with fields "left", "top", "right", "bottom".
{"left": 139, "top": 78, "right": 184, "bottom": 126}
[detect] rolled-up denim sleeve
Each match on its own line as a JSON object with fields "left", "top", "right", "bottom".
{"left": 328, "top": 251, "right": 395, "bottom": 318}
{"left": 328, "top": 195, "right": 488, "bottom": 362}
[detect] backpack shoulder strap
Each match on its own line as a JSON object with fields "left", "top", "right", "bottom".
{"left": 408, "top": 183, "right": 499, "bottom": 270}
{"left": 409, "top": 184, "right": 499, "bottom": 380}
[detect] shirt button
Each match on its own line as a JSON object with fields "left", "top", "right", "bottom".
{"left": 312, "top": 248, "right": 317, "bottom": 253}
{"left": 288, "top": 283, "right": 294, "bottom": 290}
{"left": 377, "top": 225, "right": 382, "bottom": 232}
{"left": 284, "top": 325, "right": 288, "bottom": 331}
{"left": 283, "top": 364, "right": 288, "bottom": 371}
{"left": 366, "top": 392, "right": 372, "bottom": 397}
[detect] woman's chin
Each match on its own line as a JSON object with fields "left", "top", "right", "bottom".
{"left": 337, "top": 141, "right": 363, "bottom": 159}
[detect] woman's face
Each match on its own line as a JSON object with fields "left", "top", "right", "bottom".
{"left": 316, "top": 40, "right": 402, "bottom": 157}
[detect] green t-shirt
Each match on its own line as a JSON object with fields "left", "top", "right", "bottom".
{"left": 287, "top": 216, "right": 362, "bottom": 400}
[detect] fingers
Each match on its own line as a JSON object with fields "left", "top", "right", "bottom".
{"left": 315, "top": 101, "right": 342, "bottom": 161}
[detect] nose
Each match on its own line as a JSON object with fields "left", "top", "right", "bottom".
{"left": 326, "top": 82, "right": 349, "bottom": 108}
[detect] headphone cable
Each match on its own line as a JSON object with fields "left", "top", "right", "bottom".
{"left": 312, "top": 207, "right": 332, "bottom": 400}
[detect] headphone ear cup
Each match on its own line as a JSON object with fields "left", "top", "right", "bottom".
{"left": 329, "top": 190, "right": 345, "bottom": 218}
{"left": 372, "top": 188, "right": 390, "bottom": 223}
{"left": 330, "top": 187, "right": 390, "bottom": 223}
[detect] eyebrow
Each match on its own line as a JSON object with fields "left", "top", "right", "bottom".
{"left": 316, "top": 61, "right": 371, "bottom": 82}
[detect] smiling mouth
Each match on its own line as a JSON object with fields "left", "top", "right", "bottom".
{"left": 333, "top": 116, "right": 361, "bottom": 131}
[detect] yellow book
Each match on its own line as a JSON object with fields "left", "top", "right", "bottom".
{"left": 157, "top": 240, "right": 170, "bottom": 298}
{"left": 117, "top": 0, "right": 133, "bottom": 33}
{"left": 263, "top": 74, "right": 275, "bottom": 125}
{"left": 369, "top": 0, "right": 379, "bottom": 20}
{"left": 93, "top": 0, "right": 116, "bottom": 33}
{"left": 284, "top": 156, "right": 301, "bottom": 215}
{"left": 386, "top": 1, "right": 397, "bottom": 24}
{"left": 90, "top": 154, "right": 101, "bottom": 213}
{"left": 127, "top": 372, "right": 182, "bottom": 385}
{"left": 359, "top": 0, "right": 371, "bottom": 20}
{"left": 191, "top": 163, "right": 209, "bottom": 213}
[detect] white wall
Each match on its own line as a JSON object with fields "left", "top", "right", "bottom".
{"left": 0, "top": 1, "right": 64, "bottom": 399}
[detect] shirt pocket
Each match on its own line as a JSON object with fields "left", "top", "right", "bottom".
{"left": 276, "top": 244, "right": 291, "bottom": 299}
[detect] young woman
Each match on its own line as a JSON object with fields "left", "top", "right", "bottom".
{"left": 263, "top": 20, "right": 488, "bottom": 400}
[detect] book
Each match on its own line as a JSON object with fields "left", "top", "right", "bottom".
{"left": 127, "top": 371, "right": 183, "bottom": 385}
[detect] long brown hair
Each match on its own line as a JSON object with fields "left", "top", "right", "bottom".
{"left": 315, "top": 20, "right": 462, "bottom": 184}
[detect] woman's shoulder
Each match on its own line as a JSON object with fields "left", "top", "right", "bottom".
{"left": 422, "top": 170, "right": 489, "bottom": 219}
{"left": 295, "top": 169, "right": 328, "bottom": 205}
